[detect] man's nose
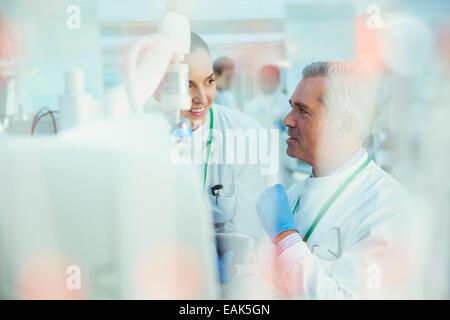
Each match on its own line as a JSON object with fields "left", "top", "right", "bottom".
{"left": 283, "top": 109, "right": 295, "bottom": 128}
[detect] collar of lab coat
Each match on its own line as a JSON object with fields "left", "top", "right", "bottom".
{"left": 306, "top": 147, "right": 368, "bottom": 189}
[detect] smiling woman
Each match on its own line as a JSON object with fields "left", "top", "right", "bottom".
{"left": 173, "top": 32, "right": 275, "bottom": 286}
{"left": 181, "top": 32, "right": 216, "bottom": 129}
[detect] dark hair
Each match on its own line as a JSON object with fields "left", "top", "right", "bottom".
{"left": 260, "top": 64, "right": 280, "bottom": 79}
{"left": 213, "top": 57, "right": 235, "bottom": 75}
{"left": 190, "top": 32, "right": 210, "bottom": 56}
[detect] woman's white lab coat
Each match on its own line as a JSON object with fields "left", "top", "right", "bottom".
{"left": 187, "top": 104, "right": 275, "bottom": 252}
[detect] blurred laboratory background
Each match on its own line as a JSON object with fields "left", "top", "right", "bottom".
{"left": 2, "top": 0, "right": 450, "bottom": 182}
{"left": 0, "top": 0, "right": 449, "bottom": 299}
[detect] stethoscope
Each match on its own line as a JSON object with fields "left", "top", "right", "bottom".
{"left": 203, "top": 106, "right": 214, "bottom": 189}
{"left": 202, "top": 107, "right": 224, "bottom": 206}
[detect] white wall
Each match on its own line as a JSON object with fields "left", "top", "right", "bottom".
{"left": 97, "top": 0, "right": 285, "bottom": 22}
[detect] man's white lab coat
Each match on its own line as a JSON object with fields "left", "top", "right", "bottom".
{"left": 240, "top": 148, "right": 412, "bottom": 299}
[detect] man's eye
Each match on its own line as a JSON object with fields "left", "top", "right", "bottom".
{"left": 299, "top": 108, "right": 308, "bottom": 115}
{"left": 207, "top": 79, "right": 215, "bottom": 85}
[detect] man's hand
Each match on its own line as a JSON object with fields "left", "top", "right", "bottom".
{"left": 256, "top": 184, "right": 299, "bottom": 242}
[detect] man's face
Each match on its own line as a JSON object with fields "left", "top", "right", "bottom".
{"left": 282, "top": 77, "right": 335, "bottom": 166}
{"left": 182, "top": 48, "right": 216, "bottom": 128}
{"left": 259, "top": 71, "right": 279, "bottom": 95}
{"left": 218, "top": 66, "right": 235, "bottom": 90}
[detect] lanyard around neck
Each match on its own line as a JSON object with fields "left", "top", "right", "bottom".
{"left": 292, "top": 156, "right": 372, "bottom": 242}
{"left": 203, "top": 107, "right": 214, "bottom": 189}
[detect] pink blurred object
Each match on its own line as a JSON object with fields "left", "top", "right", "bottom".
{"left": 0, "top": 21, "right": 16, "bottom": 62}
{"left": 17, "top": 251, "right": 83, "bottom": 300}
{"left": 437, "top": 21, "right": 450, "bottom": 67}
{"left": 354, "top": 15, "right": 386, "bottom": 72}
{"left": 135, "top": 243, "right": 202, "bottom": 299}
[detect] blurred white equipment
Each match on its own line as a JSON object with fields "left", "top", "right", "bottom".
{"left": 0, "top": 62, "right": 20, "bottom": 121}
{"left": 122, "top": 34, "right": 173, "bottom": 114}
{"left": 124, "top": 12, "right": 191, "bottom": 114}
{"left": 0, "top": 5, "right": 218, "bottom": 299}
{"left": 0, "top": 115, "right": 218, "bottom": 299}
{"left": 159, "top": 12, "right": 191, "bottom": 111}
{"left": 59, "top": 68, "right": 98, "bottom": 131}
{"left": 119, "top": 12, "right": 193, "bottom": 141}
{"left": 158, "top": 12, "right": 193, "bottom": 140}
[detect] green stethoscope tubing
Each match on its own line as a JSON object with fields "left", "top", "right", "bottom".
{"left": 203, "top": 107, "right": 214, "bottom": 189}
{"left": 292, "top": 156, "right": 372, "bottom": 242}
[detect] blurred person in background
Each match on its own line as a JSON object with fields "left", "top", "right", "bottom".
{"left": 213, "top": 56, "right": 238, "bottom": 108}
{"left": 244, "top": 64, "right": 289, "bottom": 118}
{"left": 240, "top": 61, "right": 413, "bottom": 299}
{"left": 243, "top": 64, "right": 293, "bottom": 188}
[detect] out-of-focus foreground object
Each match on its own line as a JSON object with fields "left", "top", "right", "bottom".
{"left": 0, "top": 18, "right": 20, "bottom": 131}
{"left": 0, "top": 0, "right": 103, "bottom": 135}
{"left": 59, "top": 68, "right": 98, "bottom": 131}
{"left": 0, "top": 114, "right": 218, "bottom": 299}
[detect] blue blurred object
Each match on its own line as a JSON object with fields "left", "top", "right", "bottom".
{"left": 216, "top": 249, "right": 234, "bottom": 284}
{"left": 171, "top": 127, "right": 192, "bottom": 138}
{"left": 274, "top": 118, "right": 287, "bottom": 132}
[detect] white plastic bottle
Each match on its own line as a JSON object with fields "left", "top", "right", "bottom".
{"left": 159, "top": 12, "right": 193, "bottom": 145}
{"left": 59, "top": 67, "right": 96, "bottom": 131}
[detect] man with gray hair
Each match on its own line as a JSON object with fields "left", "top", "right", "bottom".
{"left": 246, "top": 61, "right": 410, "bottom": 299}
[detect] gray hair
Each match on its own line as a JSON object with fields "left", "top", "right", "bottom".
{"left": 302, "top": 61, "right": 381, "bottom": 140}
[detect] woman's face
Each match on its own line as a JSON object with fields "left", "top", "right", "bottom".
{"left": 181, "top": 48, "right": 216, "bottom": 130}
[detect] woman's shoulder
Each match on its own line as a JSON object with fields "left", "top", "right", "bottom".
{"left": 212, "top": 104, "right": 263, "bottom": 130}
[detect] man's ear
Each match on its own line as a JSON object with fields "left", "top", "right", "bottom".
{"left": 335, "top": 112, "right": 354, "bottom": 138}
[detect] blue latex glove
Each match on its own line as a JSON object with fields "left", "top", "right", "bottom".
{"left": 256, "top": 184, "right": 299, "bottom": 241}
{"left": 216, "top": 250, "right": 234, "bottom": 284}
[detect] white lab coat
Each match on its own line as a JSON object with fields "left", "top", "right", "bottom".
{"left": 243, "top": 91, "right": 290, "bottom": 118}
{"left": 214, "top": 90, "right": 238, "bottom": 109}
{"left": 186, "top": 104, "right": 275, "bottom": 254}
{"left": 239, "top": 148, "right": 412, "bottom": 299}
